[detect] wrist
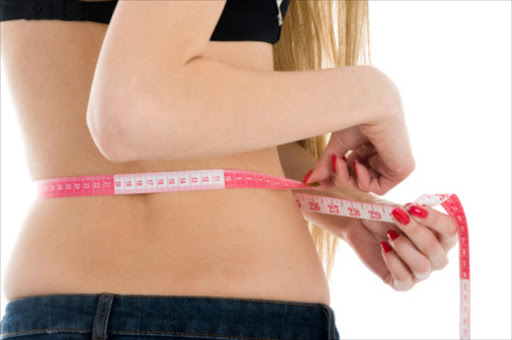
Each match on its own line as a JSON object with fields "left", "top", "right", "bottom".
{"left": 356, "top": 65, "right": 403, "bottom": 126}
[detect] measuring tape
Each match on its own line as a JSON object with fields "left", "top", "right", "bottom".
{"left": 33, "top": 168, "right": 470, "bottom": 339}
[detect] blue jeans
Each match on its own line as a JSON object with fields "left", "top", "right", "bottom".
{"left": 0, "top": 292, "right": 340, "bottom": 339}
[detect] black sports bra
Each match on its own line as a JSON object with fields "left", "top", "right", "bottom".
{"left": 0, "top": 0, "right": 291, "bottom": 44}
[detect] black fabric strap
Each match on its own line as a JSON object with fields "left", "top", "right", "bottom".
{"left": 0, "top": 0, "right": 117, "bottom": 23}
{"left": 1, "top": 0, "right": 290, "bottom": 44}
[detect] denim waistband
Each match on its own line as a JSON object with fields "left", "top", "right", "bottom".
{"left": 0, "top": 292, "right": 340, "bottom": 340}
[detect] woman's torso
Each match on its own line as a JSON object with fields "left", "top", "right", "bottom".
{"left": 0, "top": 10, "right": 330, "bottom": 306}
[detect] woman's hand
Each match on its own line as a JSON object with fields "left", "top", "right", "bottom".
{"left": 339, "top": 203, "right": 459, "bottom": 291}
{"left": 303, "top": 86, "right": 415, "bottom": 196}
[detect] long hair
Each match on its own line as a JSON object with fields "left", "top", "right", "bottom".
{"left": 272, "top": 0, "right": 371, "bottom": 281}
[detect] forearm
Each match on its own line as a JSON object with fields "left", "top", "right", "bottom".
{"left": 99, "top": 57, "right": 394, "bottom": 162}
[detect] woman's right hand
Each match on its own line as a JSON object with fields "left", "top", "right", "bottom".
{"left": 303, "top": 69, "right": 415, "bottom": 196}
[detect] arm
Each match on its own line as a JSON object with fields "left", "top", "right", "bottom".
{"left": 86, "top": 2, "right": 396, "bottom": 162}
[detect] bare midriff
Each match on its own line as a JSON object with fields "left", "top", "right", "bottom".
{"left": 0, "top": 18, "right": 330, "bottom": 306}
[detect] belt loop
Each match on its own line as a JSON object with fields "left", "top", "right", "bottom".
{"left": 91, "top": 292, "right": 115, "bottom": 340}
{"left": 323, "top": 305, "right": 336, "bottom": 340}
{"left": 329, "top": 306, "right": 340, "bottom": 340}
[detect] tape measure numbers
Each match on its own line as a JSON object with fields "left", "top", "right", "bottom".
{"left": 34, "top": 168, "right": 470, "bottom": 339}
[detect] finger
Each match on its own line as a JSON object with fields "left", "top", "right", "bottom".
{"left": 330, "top": 155, "right": 381, "bottom": 193}
{"left": 362, "top": 158, "right": 412, "bottom": 195}
{"left": 311, "top": 155, "right": 351, "bottom": 191}
{"left": 347, "top": 142, "right": 377, "bottom": 162}
{"left": 365, "top": 168, "right": 381, "bottom": 179}
{"left": 332, "top": 154, "right": 351, "bottom": 183}
{"left": 365, "top": 174, "right": 398, "bottom": 196}
{"left": 353, "top": 161, "right": 397, "bottom": 196}
{"left": 304, "top": 138, "right": 349, "bottom": 185}
{"left": 406, "top": 203, "right": 459, "bottom": 250}
{"left": 380, "top": 241, "right": 415, "bottom": 291}
{"left": 391, "top": 205, "right": 449, "bottom": 271}
{"left": 347, "top": 153, "right": 382, "bottom": 180}
{"left": 304, "top": 152, "right": 333, "bottom": 184}
{"left": 352, "top": 160, "right": 372, "bottom": 192}
{"left": 345, "top": 150, "right": 370, "bottom": 175}
{"left": 385, "top": 229, "right": 434, "bottom": 280}
{"left": 323, "top": 153, "right": 362, "bottom": 192}
{"left": 367, "top": 154, "right": 389, "bottom": 175}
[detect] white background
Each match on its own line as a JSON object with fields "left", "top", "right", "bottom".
{"left": 1, "top": 1, "right": 511, "bottom": 339}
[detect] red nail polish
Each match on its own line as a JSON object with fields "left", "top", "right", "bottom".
{"left": 381, "top": 241, "right": 392, "bottom": 253}
{"left": 353, "top": 159, "right": 358, "bottom": 176}
{"left": 331, "top": 153, "right": 337, "bottom": 173}
{"left": 342, "top": 155, "right": 347, "bottom": 162}
{"left": 392, "top": 207, "right": 410, "bottom": 225}
{"left": 302, "top": 169, "right": 313, "bottom": 183}
{"left": 387, "top": 229, "right": 400, "bottom": 241}
{"left": 408, "top": 205, "right": 428, "bottom": 218}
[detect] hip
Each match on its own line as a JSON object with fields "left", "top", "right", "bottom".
{"left": 1, "top": 185, "right": 331, "bottom": 307}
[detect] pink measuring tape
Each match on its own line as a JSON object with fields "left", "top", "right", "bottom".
{"left": 34, "top": 168, "right": 470, "bottom": 339}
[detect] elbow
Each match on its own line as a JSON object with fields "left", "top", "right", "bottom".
{"left": 86, "top": 98, "right": 141, "bottom": 163}
{"left": 86, "top": 92, "right": 189, "bottom": 163}
{"left": 89, "top": 126, "right": 132, "bottom": 164}
{"left": 86, "top": 64, "right": 196, "bottom": 163}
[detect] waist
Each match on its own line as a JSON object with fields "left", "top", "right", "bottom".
{"left": 27, "top": 143, "right": 283, "bottom": 182}
{"left": 2, "top": 159, "right": 332, "bottom": 306}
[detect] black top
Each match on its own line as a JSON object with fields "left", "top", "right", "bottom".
{"left": 0, "top": 0, "right": 291, "bottom": 44}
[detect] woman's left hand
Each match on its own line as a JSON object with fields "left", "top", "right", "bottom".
{"left": 335, "top": 203, "right": 459, "bottom": 291}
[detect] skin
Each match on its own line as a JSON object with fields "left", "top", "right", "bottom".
{"left": 0, "top": 0, "right": 457, "bottom": 307}
{"left": 345, "top": 203, "right": 458, "bottom": 291}
{"left": 278, "top": 142, "right": 459, "bottom": 291}
{"left": 0, "top": 17, "right": 332, "bottom": 305}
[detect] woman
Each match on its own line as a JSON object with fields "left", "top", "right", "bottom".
{"left": 0, "top": 1, "right": 459, "bottom": 339}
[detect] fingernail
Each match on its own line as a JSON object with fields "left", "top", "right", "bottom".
{"left": 302, "top": 169, "right": 313, "bottom": 183}
{"left": 353, "top": 159, "right": 358, "bottom": 176}
{"left": 392, "top": 207, "right": 410, "bottom": 225}
{"left": 408, "top": 205, "right": 428, "bottom": 218}
{"left": 381, "top": 241, "right": 392, "bottom": 253}
{"left": 331, "top": 153, "right": 337, "bottom": 173}
{"left": 387, "top": 229, "right": 400, "bottom": 241}
{"left": 342, "top": 155, "right": 347, "bottom": 162}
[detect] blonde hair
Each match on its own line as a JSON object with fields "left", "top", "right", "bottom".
{"left": 272, "top": 0, "right": 371, "bottom": 281}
